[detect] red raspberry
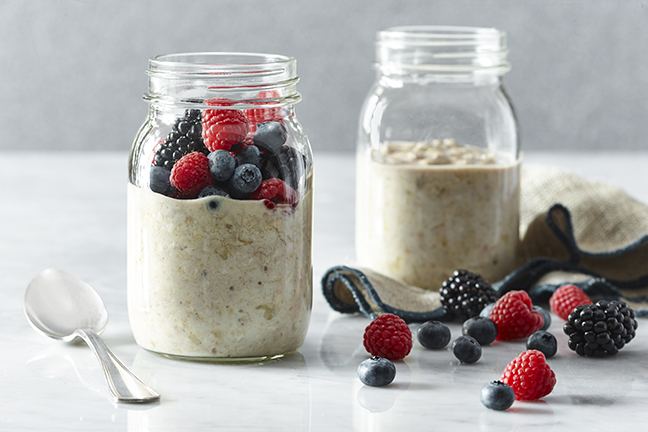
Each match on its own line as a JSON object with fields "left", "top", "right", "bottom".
{"left": 549, "top": 284, "right": 592, "bottom": 321}
{"left": 250, "top": 178, "right": 297, "bottom": 205}
{"left": 501, "top": 350, "right": 556, "bottom": 401}
{"left": 245, "top": 90, "right": 284, "bottom": 133}
{"left": 169, "top": 152, "right": 211, "bottom": 197}
{"left": 362, "top": 313, "right": 412, "bottom": 361}
{"left": 489, "top": 290, "right": 544, "bottom": 341}
{"left": 202, "top": 109, "right": 249, "bottom": 152}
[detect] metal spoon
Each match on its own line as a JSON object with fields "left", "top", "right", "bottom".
{"left": 24, "top": 268, "right": 160, "bottom": 403}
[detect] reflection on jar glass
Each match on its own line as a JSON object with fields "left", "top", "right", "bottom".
{"left": 127, "top": 53, "right": 314, "bottom": 361}
{"left": 356, "top": 26, "right": 520, "bottom": 289}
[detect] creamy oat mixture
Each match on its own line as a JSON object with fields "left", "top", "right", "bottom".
{"left": 356, "top": 140, "right": 520, "bottom": 290}
{"left": 127, "top": 182, "right": 313, "bottom": 359}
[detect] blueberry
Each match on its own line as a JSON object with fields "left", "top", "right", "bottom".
{"left": 452, "top": 335, "right": 482, "bottom": 364}
{"left": 227, "top": 163, "right": 262, "bottom": 198}
{"left": 208, "top": 150, "right": 236, "bottom": 182}
{"left": 357, "top": 356, "right": 396, "bottom": 387}
{"left": 526, "top": 330, "right": 557, "bottom": 358}
{"left": 533, "top": 305, "right": 551, "bottom": 331}
{"left": 149, "top": 166, "right": 176, "bottom": 196}
{"left": 235, "top": 145, "right": 262, "bottom": 167}
{"left": 462, "top": 317, "right": 498, "bottom": 346}
{"left": 480, "top": 381, "right": 515, "bottom": 411}
{"left": 417, "top": 321, "right": 451, "bottom": 350}
{"left": 479, "top": 302, "right": 496, "bottom": 318}
{"left": 254, "top": 121, "right": 287, "bottom": 153}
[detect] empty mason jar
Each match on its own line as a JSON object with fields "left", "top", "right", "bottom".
{"left": 356, "top": 26, "right": 520, "bottom": 290}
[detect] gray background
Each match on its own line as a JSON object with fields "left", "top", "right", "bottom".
{"left": 1, "top": 0, "right": 647, "bottom": 153}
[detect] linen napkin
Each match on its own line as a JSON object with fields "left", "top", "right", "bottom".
{"left": 322, "top": 165, "right": 648, "bottom": 322}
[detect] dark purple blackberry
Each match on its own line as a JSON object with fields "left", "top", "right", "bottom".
{"left": 259, "top": 145, "right": 307, "bottom": 190}
{"left": 563, "top": 300, "right": 638, "bottom": 357}
{"left": 154, "top": 109, "right": 208, "bottom": 170}
{"left": 439, "top": 270, "right": 497, "bottom": 321}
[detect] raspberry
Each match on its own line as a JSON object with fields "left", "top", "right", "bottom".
{"left": 549, "top": 284, "right": 592, "bottom": 321}
{"left": 202, "top": 109, "right": 249, "bottom": 152}
{"left": 500, "top": 350, "right": 556, "bottom": 401}
{"left": 363, "top": 314, "right": 412, "bottom": 361}
{"left": 489, "top": 290, "right": 544, "bottom": 341}
{"left": 245, "top": 90, "right": 284, "bottom": 133}
{"left": 250, "top": 178, "right": 296, "bottom": 205}
{"left": 439, "top": 269, "right": 498, "bottom": 321}
{"left": 169, "top": 152, "right": 212, "bottom": 197}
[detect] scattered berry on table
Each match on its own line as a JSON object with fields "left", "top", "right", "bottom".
{"left": 235, "top": 144, "right": 262, "bottom": 167}
{"left": 462, "top": 316, "right": 498, "bottom": 346}
{"left": 500, "top": 350, "right": 556, "bottom": 401}
{"left": 479, "top": 302, "right": 496, "bottom": 319}
{"left": 149, "top": 166, "right": 177, "bottom": 196}
{"left": 363, "top": 314, "right": 413, "bottom": 361}
{"left": 533, "top": 305, "right": 552, "bottom": 331}
{"left": 416, "top": 320, "right": 451, "bottom": 350}
{"left": 250, "top": 178, "right": 296, "bottom": 205}
{"left": 227, "top": 164, "right": 263, "bottom": 198}
{"left": 198, "top": 185, "right": 230, "bottom": 199}
{"left": 549, "top": 284, "right": 592, "bottom": 321}
{"left": 208, "top": 150, "right": 236, "bottom": 182}
{"left": 526, "top": 330, "right": 558, "bottom": 358}
{"left": 357, "top": 356, "right": 396, "bottom": 387}
{"left": 480, "top": 381, "right": 516, "bottom": 411}
{"left": 439, "top": 270, "right": 498, "bottom": 321}
{"left": 169, "top": 152, "right": 212, "bottom": 197}
{"left": 563, "top": 300, "right": 638, "bottom": 357}
{"left": 452, "top": 335, "right": 482, "bottom": 364}
{"left": 202, "top": 108, "right": 249, "bottom": 152}
{"left": 254, "top": 121, "right": 288, "bottom": 153}
{"left": 154, "top": 109, "right": 208, "bottom": 170}
{"left": 490, "top": 290, "right": 544, "bottom": 341}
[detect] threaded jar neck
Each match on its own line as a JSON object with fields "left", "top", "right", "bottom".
{"left": 376, "top": 26, "right": 510, "bottom": 80}
{"left": 145, "top": 52, "right": 301, "bottom": 108}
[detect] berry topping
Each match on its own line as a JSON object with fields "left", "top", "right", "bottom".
{"left": 549, "top": 284, "right": 592, "bottom": 321}
{"left": 416, "top": 320, "right": 451, "bottom": 350}
{"left": 254, "top": 121, "right": 288, "bottom": 153}
{"left": 563, "top": 300, "right": 638, "bottom": 357}
{"left": 526, "top": 330, "right": 558, "bottom": 358}
{"left": 149, "top": 166, "right": 177, "bottom": 196}
{"left": 480, "top": 381, "right": 516, "bottom": 411}
{"left": 235, "top": 144, "right": 262, "bottom": 167}
{"left": 500, "top": 350, "right": 556, "bottom": 401}
{"left": 362, "top": 314, "right": 413, "bottom": 361}
{"left": 259, "top": 145, "right": 306, "bottom": 190}
{"left": 462, "top": 316, "right": 498, "bottom": 346}
{"left": 202, "top": 109, "right": 249, "bottom": 152}
{"left": 198, "top": 185, "right": 230, "bottom": 199}
{"left": 489, "top": 290, "right": 544, "bottom": 341}
{"left": 245, "top": 90, "right": 284, "bottom": 133}
{"left": 207, "top": 149, "right": 236, "bottom": 182}
{"left": 439, "top": 270, "right": 498, "bottom": 321}
{"left": 250, "top": 178, "right": 296, "bottom": 205}
{"left": 169, "top": 152, "right": 212, "bottom": 197}
{"left": 227, "top": 163, "right": 262, "bottom": 198}
{"left": 154, "top": 109, "right": 208, "bottom": 170}
{"left": 357, "top": 356, "right": 397, "bottom": 387}
{"left": 534, "top": 305, "right": 552, "bottom": 331}
{"left": 452, "top": 335, "right": 482, "bottom": 364}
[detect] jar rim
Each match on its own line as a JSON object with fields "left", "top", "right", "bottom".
{"left": 148, "top": 52, "right": 296, "bottom": 76}
{"left": 378, "top": 26, "right": 505, "bottom": 45}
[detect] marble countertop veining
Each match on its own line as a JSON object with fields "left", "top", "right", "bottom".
{"left": 1, "top": 151, "right": 647, "bottom": 431}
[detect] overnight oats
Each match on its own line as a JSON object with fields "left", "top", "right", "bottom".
{"left": 127, "top": 53, "right": 313, "bottom": 361}
{"left": 356, "top": 139, "right": 520, "bottom": 290}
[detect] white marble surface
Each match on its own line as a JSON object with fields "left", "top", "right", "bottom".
{"left": 1, "top": 151, "right": 648, "bottom": 431}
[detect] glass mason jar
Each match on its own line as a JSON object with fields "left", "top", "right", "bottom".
{"left": 356, "top": 26, "right": 520, "bottom": 290}
{"left": 127, "top": 53, "right": 313, "bottom": 361}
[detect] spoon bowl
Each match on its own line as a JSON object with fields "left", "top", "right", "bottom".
{"left": 24, "top": 269, "right": 160, "bottom": 403}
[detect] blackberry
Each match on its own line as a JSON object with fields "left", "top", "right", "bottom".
{"left": 154, "top": 109, "right": 208, "bottom": 170}
{"left": 563, "top": 300, "right": 638, "bottom": 357}
{"left": 439, "top": 270, "right": 497, "bottom": 321}
{"left": 259, "top": 145, "right": 306, "bottom": 190}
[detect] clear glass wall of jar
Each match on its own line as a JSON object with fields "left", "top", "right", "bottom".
{"left": 356, "top": 27, "right": 520, "bottom": 290}
{"left": 127, "top": 53, "right": 313, "bottom": 361}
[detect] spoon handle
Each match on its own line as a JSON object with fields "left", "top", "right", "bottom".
{"left": 75, "top": 329, "right": 160, "bottom": 403}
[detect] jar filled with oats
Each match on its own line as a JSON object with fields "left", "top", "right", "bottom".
{"left": 356, "top": 26, "right": 520, "bottom": 290}
{"left": 127, "top": 53, "right": 313, "bottom": 361}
